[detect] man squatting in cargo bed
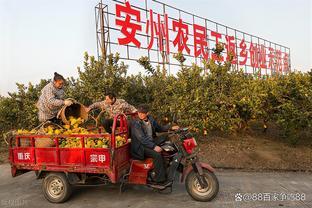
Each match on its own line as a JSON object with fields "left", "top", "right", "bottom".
{"left": 86, "top": 92, "right": 137, "bottom": 133}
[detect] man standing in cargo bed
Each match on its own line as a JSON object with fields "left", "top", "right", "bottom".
{"left": 37, "top": 72, "right": 73, "bottom": 123}
{"left": 86, "top": 92, "right": 137, "bottom": 133}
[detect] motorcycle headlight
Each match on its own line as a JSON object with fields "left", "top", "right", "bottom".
{"left": 182, "top": 137, "right": 197, "bottom": 154}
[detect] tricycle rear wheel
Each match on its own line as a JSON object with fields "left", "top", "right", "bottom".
{"left": 42, "top": 172, "right": 72, "bottom": 203}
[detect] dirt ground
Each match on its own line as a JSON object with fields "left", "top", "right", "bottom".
{"left": 0, "top": 147, "right": 8, "bottom": 164}
{"left": 199, "top": 134, "right": 312, "bottom": 171}
{"left": 198, "top": 122, "right": 312, "bottom": 171}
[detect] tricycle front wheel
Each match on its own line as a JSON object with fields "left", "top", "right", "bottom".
{"left": 42, "top": 172, "right": 72, "bottom": 203}
{"left": 185, "top": 169, "right": 219, "bottom": 202}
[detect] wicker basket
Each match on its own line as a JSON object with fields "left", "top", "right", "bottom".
{"left": 57, "top": 102, "right": 88, "bottom": 125}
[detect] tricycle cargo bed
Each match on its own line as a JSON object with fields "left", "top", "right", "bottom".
{"left": 9, "top": 114, "right": 131, "bottom": 183}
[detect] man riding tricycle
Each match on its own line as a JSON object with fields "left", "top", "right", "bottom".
{"left": 127, "top": 104, "right": 219, "bottom": 202}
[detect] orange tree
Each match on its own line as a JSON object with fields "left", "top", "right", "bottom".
{"left": 1, "top": 52, "right": 311, "bottom": 147}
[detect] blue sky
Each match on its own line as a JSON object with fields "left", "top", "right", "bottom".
{"left": 0, "top": 0, "right": 311, "bottom": 96}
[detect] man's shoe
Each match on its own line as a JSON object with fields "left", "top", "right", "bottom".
{"left": 159, "top": 180, "right": 172, "bottom": 187}
{"left": 147, "top": 181, "right": 172, "bottom": 189}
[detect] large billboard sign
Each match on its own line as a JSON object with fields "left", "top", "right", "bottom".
{"left": 96, "top": 0, "right": 291, "bottom": 76}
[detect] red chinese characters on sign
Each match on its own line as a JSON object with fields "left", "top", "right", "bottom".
{"left": 146, "top": 9, "right": 170, "bottom": 53}
{"left": 239, "top": 39, "right": 248, "bottom": 65}
{"left": 259, "top": 45, "right": 267, "bottom": 69}
{"left": 268, "top": 47, "right": 275, "bottom": 70}
{"left": 283, "top": 53, "right": 290, "bottom": 72}
{"left": 193, "top": 24, "right": 208, "bottom": 60}
{"left": 115, "top": 1, "right": 142, "bottom": 47}
{"left": 250, "top": 43, "right": 259, "bottom": 68}
{"left": 225, "top": 35, "right": 237, "bottom": 64}
{"left": 146, "top": 9, "right": 155, "bottom": 50}
{"left": 211, "top": 31, "right": 224, "bottom": 62}
{"left": 275, "top": 50, "right": 283, "bottom": 72}
{"left": 115, "top": 1, "right": 290, "bottom": 73}
{"left": 173, "top": 18, "right": 190, "bottom": 54}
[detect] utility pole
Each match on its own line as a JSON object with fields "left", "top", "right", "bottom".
{"left": 95, "top": 0, "right": 109, "bottom": 62}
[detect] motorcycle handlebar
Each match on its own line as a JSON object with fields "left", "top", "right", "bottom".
{"left": 168, "top": 127, "right": 189, "bottom": 134}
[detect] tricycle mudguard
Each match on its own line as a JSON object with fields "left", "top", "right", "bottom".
{"left": 181, "top": 161, "right": 215, "bottom": 183}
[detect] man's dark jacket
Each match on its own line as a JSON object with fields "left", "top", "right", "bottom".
{"left": 130, "top": 115, "right": 169, "bottom": 160}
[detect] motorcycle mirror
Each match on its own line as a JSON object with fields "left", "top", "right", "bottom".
{"left": 172, "top": 114, "right": 178, "bottom": 124}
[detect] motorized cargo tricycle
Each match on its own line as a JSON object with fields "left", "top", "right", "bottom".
{"left": 8, "top": 113, "right": 219, "bottom": 203}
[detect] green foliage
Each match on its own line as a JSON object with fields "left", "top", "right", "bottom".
{"left": 1, "top": 52, "right": 311, "bottom": 147}
{"left": 0, "top": 80, "right": 49, "bottom": 143}
{"left": 271, "top": 72, "right": 312, "bottom": 144}
{"left": 137, "top": 56, "right": 155, "bottom": 75}
{"left": 66, "top": 52, "right": 128, "bottom": 105}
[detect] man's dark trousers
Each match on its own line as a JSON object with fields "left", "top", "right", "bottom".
{"left": 143, "top": 147, "right": 166, "bottom": 183}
